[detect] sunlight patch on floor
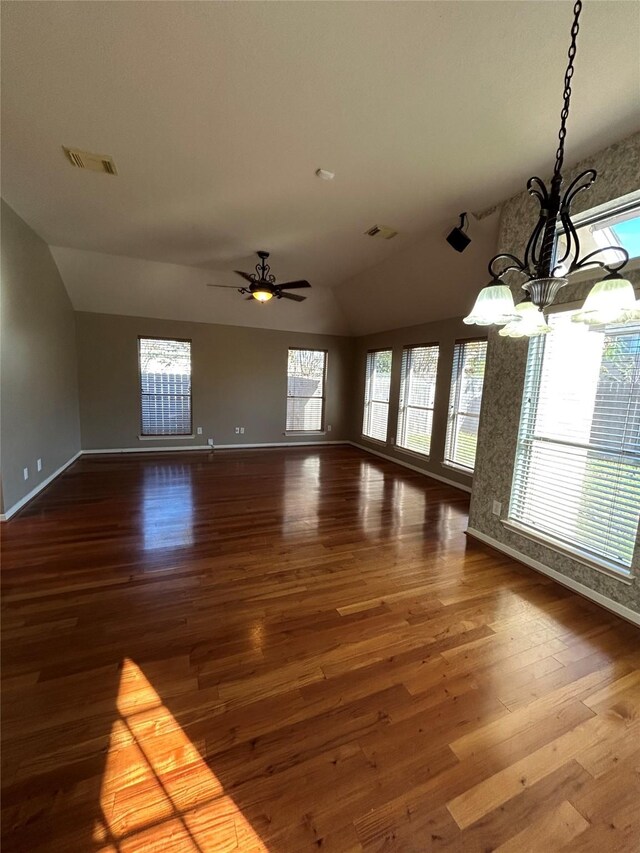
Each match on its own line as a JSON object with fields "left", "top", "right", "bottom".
{"left": 97, "top": 658, "right": 267, "bottom": 852}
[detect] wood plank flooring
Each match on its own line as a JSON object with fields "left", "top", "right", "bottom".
{"left": 1, "top": 446, "right": 639, "bottom": 852}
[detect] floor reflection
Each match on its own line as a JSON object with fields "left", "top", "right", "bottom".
{"left": 282, "top": 453, "right": 320, "bottom": 536}
{"left": 142, "top": 464, "right": 194, "bottom": 551}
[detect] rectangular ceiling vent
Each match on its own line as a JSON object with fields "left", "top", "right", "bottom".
{"left": 365, "top": 224, "right": 398, "bottom": 240}
{"left": 63, "top": 147, "right": 118, "bottom": 175}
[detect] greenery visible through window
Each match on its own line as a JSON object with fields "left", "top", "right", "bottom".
{"left": 139, "top": 337, "right": 192, "bottom": 436}
{"left": 286, "top": 349, "right": 327, "bottom": 431}
{"left": 444, "top": 340, "right": 487, "bottom": 470}
{"left": 396, "top": 344, "right": 439, "bottom": 456}
{"left": 363, "top": 349, "right": 392, "bottom": 442}
{"left": 509, "top": 312, "right": 640, "bottom": 571}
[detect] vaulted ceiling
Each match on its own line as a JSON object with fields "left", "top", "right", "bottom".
{"left": 2, "top": 1, "right": 639, "bottom": 335}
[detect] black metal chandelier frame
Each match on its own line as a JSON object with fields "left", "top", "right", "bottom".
{"left": 487, "top": 0, "right": 630, "bottom": 311}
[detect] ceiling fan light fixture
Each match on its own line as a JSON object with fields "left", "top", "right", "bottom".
{"left": 252, "top": 289, "right": 273, "bottom": 302}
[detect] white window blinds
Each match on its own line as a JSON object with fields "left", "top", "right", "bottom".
{"left": 396, "top": 344, "right": 440, "bottom": 456}
{"left": 139, "top": 337, "right": 192, "bottom": 436}
{"left": 444, "top": 339, "right": 487, "bottom": 470}
{"left": 509, "top": 312, "right": 640, "bottom": 571}
{"left": 362, "top": 349, "right": 392, "bottom": 442}
{"left": 286, "top": 349, "right": 327, "bottom": 431}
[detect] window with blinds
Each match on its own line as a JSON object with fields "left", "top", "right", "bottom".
{"left": 396, "top": 344, "right": 440, "bottom": 456}
{"left": 509, "top": 311, "right": 640, "bottom": 572}
{"left": 362, "top": 349, "right": 392, "bottom": 442}
{"left": 286, "top": 348, "right": 327, "bottom": 432}
{"left": 444, "top": 339, "right": 487, "bottom": 470}
{"left": 138, "top": 337, "right": 192, "bottom": 436}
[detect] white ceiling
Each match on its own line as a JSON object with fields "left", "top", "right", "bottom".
{"left": 2, "top": 1, "right": 639, "bottom": 335}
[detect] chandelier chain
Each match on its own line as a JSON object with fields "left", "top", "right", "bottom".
{"left": 553, "top": 0, "right": 582, "bottom": 181}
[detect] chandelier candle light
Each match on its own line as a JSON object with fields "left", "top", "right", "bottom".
{"left": 464, "top": 0, "right": 638, "bottom": 336}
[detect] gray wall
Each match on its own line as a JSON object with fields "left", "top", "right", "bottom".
{"left": 75, "top": 311, "right": 354, "bottom": 450}
{"left": 469, "top": 132, "right": 640, "bottom": 614}
{"left": 350, "top": 316, "right": 483, "bottom": 490}
{"left": 1, "top": 200, "right": 81, "bottom": 512}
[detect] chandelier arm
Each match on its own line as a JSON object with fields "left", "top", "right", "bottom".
{"left": 569, "top": 246, "right": 630, "bottom": 276}
{"left": 526, "top": 177, "right": 549, "bottom": 206}
{"left": 488, "top": 253, "right": 529, "bottom": 280}
{"left": 554, "top": 209, "right": 580, "bottom": 270}
{"left": 561, "top": 169, "right": 597, "bottom": 210}
{"left": 524, "top": 212, "right": 548, "bottom": 272}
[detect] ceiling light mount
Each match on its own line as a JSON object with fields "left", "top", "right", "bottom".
{"left": 465, "top": 0, "right": 633, "bottom": 335}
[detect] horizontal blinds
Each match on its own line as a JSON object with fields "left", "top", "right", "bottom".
{"left": 139, "top": 337, "right": 191, "bottom": 435}
{"left": 286, "top": 349, "right": 326, "bottom": 431}
{"left": 397, "top": 344, "right": 439, "bottom": 456}
{"left": 363, "top": 349, "right": 392, "bottom": 442}
{"left": 509, "top": 313, "right": 640, "bottom": 568}
{"left": 444, "top": 340, "right": 487, "bottom": 470}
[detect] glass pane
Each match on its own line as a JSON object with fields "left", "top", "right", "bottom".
{"left": 286, "top": 397, "right": 323, "bottom": 431}
{"left": 139, "top": 338, "right": 191, "bottom": 435}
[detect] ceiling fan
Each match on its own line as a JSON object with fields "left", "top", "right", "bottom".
{"left": 208, "top": 251, "right": 311, "bottom": 302}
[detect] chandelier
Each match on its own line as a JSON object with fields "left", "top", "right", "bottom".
{"left": 464, "top": 0, "right": 638, "bottom": 336}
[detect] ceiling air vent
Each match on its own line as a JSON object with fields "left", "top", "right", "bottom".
{"left": 63, "top": 147, "right": 118, "bottom": 175}
{"left": 365, "top": 225, "right": 398, "bottom": 240}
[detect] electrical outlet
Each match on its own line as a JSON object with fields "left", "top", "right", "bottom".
{"left": 207, "top": 438, "right": 214, "bottom": 447}
{"left": 196, "top": 427, "right": 203, "bottom": 435}
{"left": 327, "top": 424, "right": 332, "bottom": 432}
{"left": 235, "top": 427, "right": 240, "bottom": 434}
{"left": 23, "top": 467, "right": 29, "bottom": 481}
{"left": 492, "top": 500, "right": 502, "bottom": 516}
{"left": 240, "top": 427, "right": 245, "bottom": 435}
{"left": 37, "top": 458, "right": 43, "bottom": 472}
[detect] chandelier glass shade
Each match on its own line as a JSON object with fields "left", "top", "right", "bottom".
{"left": 464, "top": 0, "right": 634, "bottom": 335}
{"left": 463, "top": 283, "right": 519, "bottom": 326}
{"left": 499, "top": 299, "right": 553, "bottom": 338}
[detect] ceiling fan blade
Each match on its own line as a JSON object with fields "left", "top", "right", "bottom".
{"left": 277, "top": 280, "right": 311, "bottom": 290}
{"left": 278, "top": 291, "right": 306, "bottom": 302}
{"left": 234, "top": 270, "right": 255, "bottom": 284}
{"left": 207, "top": 283, "right": 243, "bottom": 289}
{"left": 246, "top": 294, "right": 256, "bottom": 301}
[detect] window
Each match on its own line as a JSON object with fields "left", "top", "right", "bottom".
{"left": 396, "top": 344, "right": 439, "bottom": 456}
{"left": 286, "top": 348, "right": 327, "bottom": 431}
{"left": 138, "top": 337, "right": 192, "bottom": 436}
{"left": 555, "top": 198, "right": 640, "bottom": 275}
{"left": 508, "top": 312, "right": 640, "bottom": 573}
{"left": 362, "top": 349, "right": 392, "bottom": 442}
{"left": 444, "top": 339, "right": 487, "bottom": 470}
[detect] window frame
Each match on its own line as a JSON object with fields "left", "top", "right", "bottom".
{"left": 285, "top": 347, "right": 328, "bottom": 434}
{"left": 505, "top": 309, "right": 640, "bottom": 579}
{"left": 138, "top": 335, "right": 193, "bottom": 438}
{"left": 443, "top": 337, "right": 488, "bottom": 472}
{"left": 362, "top": 348, "right": 393, "bottom": 444}
{"left": 396, "top": 342, "right": 440, "bottom": 459}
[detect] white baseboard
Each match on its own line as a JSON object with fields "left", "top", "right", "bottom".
{"left": 1, "top": 450, "right": 82, "bottom": 521}
{"left": 349, "top": 441, "right": 472, "bottom": 494}
{"left": 82, "top": 445, "right": 212, "bottom": 454}
{"left": 466, "top": 526, "right": 640, "bottom": 628}
{"left": 213, "top": 440, "right": 348, "bottom": 450}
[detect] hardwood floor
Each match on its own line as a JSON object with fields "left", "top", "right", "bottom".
{"left": 1, "top": 446, "right": 639, "bottom": 852}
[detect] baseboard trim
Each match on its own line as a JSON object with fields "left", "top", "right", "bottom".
{"left": 0, "top": 450, "right": 82, "bottom": 521}
{"left": 213, "top": 440, "right": 348, "bottom": 450}
{"left": 82, "top": 446, "right": 212, "bottom": 455}
{"left": 466, "top": 526, "right": 640, "bottom": 628}
{"left": 349, "top": 441, "right": 472, "bottom": 494}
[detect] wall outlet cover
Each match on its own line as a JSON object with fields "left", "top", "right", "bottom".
{"left": 23, "top": 467, "right": 29, "bottom": 480}
{"left": 240, "top": 427, "right": 245, "bottom": 434}
{"left": 196, "top": 427, "right": 203, "bottom": 435}
{"left": 492, "top": 500, "right": 502, "bottom": 516}
{"left": 207, "top": 438, "right": 214, "bottom": 447}
{"left": 37, "top": 458, "right": 43, "bottom": 472}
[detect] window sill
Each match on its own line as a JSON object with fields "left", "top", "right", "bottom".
{"left": 441, "top": 461, "right": 474, "bottom": 476}
{"left": 138, "top": 435, "right": 195, "bottom": 441}
{"left": 394, "top": 445, "right": 430, "bottom": 463}
{"left": 285, "top": 431, "right": 326, "bottom": 437}
{"left": 360, "top": 435, "right": 387, "bottom": 447}
{"left": 501, "top": 519, "right": 633, "bottom": 584}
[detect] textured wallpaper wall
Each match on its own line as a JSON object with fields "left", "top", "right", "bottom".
{"left": 468, "top": 132, "right": 640, "bottom": 614}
